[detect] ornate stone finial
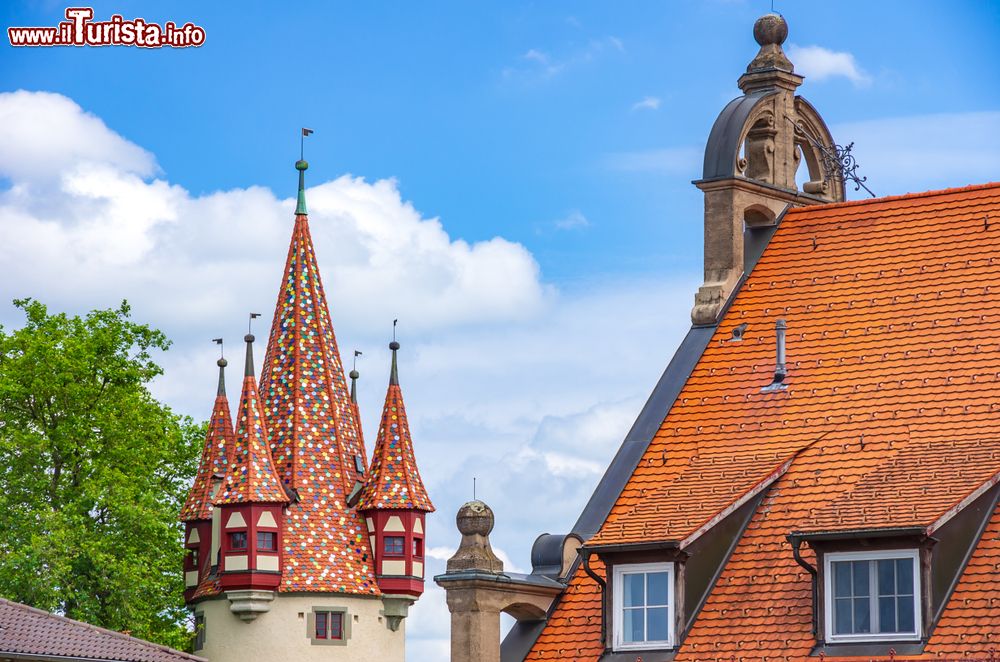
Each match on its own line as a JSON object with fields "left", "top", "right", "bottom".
{"left": 747, "top": 13, "right": 793, "bottom": 73}
{"left": 446, "top": 500, "right": 504, "bottom": 573}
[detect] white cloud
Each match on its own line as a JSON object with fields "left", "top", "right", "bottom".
{"left": 0, "top": 90, "right": 156, "bottom": 182}
{"left": 507, "top": 36, "right": 625, "bottom": 81}
{"left": 787, "top": 44, "right": 871, "bottom": 87}
{"left": 631, "top": 96, "right": 661, "bottom": 112}
{"left": 552, "top": 209, "right": 590, "bottom": 231}
{"left": 0, "top": 91, "right": 547, "bottom": 336}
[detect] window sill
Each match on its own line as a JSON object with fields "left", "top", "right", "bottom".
{"left": 601, "top": 649, "right": 676, "bottom": 662}
{"left": 811, "top": 641, "right": 925, "bottom": 657}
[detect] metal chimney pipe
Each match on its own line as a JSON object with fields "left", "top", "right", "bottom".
{"left": 774, "top": 319, "right": 787, "bottom": 384}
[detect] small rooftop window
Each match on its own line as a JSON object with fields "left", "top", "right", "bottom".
{"left": 824, "top": 550, "right": 921, "bottom": 643}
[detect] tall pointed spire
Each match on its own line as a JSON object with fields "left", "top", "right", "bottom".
{"left": 216, "top": 332, "right": 286, "bottom": 505}
{"left": 180, "top": 347, "right": 236, "bottom": 522}
{"left": 257, "top": 157, "right": 374, "bottom": 594}
{"left": 357, "top": 337, "right": 434, "bottom": 512}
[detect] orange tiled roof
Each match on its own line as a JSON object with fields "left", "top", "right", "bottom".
{"left": 180, "top": 392, "right": 234, "bottom": 521}
{"left": 258, "top": 213, "right": 377, "bottom": 595}
{"left": 526, "top": 182, "right": 1000, "bottom": 660}
{"left": 927, "top": 487, "right": 1000, "bottom": 654}
{"left": 357, "top": 377, "right": 434, "bottom": 512}
{"left": 215, "top": 372, "right": 287, "bottom": 505}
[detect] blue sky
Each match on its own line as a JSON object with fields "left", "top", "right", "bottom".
{"left": 2, "top": 2, "right": 999, "bottom": 658}
{"left": 5, "top": 1, "right": 998, "bottom": 283}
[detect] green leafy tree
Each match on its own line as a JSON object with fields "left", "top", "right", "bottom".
{"left": 0, "top": 299, "right": 203, "bottom": 649}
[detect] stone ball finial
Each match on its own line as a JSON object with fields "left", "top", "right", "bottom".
{"left": 753, "top": 13, "right": 788, "bottom": 46}
{"left": 447, "top": 499, "right": 504, "bottom": 574}
{"left": 456, "top": 500, "right": 494, "bottom": 537}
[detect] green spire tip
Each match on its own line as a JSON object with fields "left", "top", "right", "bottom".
{"left": 295, "top": 159, "right": 308, "bottom": 215}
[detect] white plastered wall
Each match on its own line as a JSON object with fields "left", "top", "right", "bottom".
{"left": 194, "top": 593, "right": 405, "bottom": 662}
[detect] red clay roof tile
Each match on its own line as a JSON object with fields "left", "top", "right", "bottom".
{"left": 180, "top": 393, "right": 234, "bottom": 521}
{"left": 258, "top": 214, "right": 377, "bottom": 594}
{"left": 0, "top": 598, "right": 204, "bottom": 662}
{"left": 526, "top": 182, "right": 1000, "bottom": 660}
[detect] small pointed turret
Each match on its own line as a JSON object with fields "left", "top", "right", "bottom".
{"left": 182, "top": 354, "right": 236, "bottom": 521}
{"left": 358, "top": 333, "right": 434, "bottom": 601}
{"left": 214, "top": 331, "right": 288, "bottom": 609}
{"left": 216, "top": 333, "right": 286, "bottom": 506}
{"left": 181, "top": 346, "right": 237, "bottom": 601}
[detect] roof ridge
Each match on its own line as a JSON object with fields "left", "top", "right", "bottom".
{"left": 785, "top": 181, "right": 1000, "bottom": 215}
{"left": 0, "top": 597, "right": 206, "bottom": 661}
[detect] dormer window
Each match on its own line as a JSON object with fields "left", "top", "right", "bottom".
{"left": 824, "top": 550, "right": 920, "bottom": 642}
{"left": 612, "top": 562, "right": 675, "bottom": 650}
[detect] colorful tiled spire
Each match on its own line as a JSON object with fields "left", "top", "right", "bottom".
{"left": 357, "top": 339, "right": 434, "bottom": 512}
{"left": 216, "top": 333, "right": 287, "bottom": 505}
{"left": 180, "top": 353, "right": 236, "bottom": 521}
{"left": 257, "top": 160, "right": 376, "bottom": 594}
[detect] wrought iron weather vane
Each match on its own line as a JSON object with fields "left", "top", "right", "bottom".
{"left": 788, "top": 116, "right": 876, "bottom": 198}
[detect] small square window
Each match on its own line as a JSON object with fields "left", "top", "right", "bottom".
{"left": 257, "top": 531, "right": 276, "bottom": 550}
{"left": 311, "top": 609, "right": 348, "bottom": 645}
{"left": 413, "top": 538, "right": 423, "bottom": 558}
{"left": 229, "top": 531, "right": 247, "bottom": 550}
{"left": 824, "top": 550, "right": 920, "bottom": 642}
{"left": 189, "top": 547, "right": 199, "bottom": 566}
{"left": 384, "top": 536, "right": 405, "bottom": 556}
{"left": 613, "top": 562, "right": 674, "bottom": 650}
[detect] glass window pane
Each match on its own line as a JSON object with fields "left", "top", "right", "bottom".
{"left": 834, "top": 597, "right": 853, "bottom": 634}
{"left": 315, "top": 612, "right": 327, "bottom": 639}
{"left": 833, "top": 562, "right": 851, "bottom": 597}
{"left": 623, "top": 607, "right": 643, "bottom": 643}
{"left": 854, "top": 597, "right": 871, "bottom": 633}
{"left": 646, "top": 607, "right": 669, "bottom": 641}
{"left": 897, "top": 558, "right": 914, "bottom": 594}
{"left": 330, "top": 612, "right": 343, "bottom": 639}
{"left": 647, "top": 572, "right": 669, "bottom": 606}
{"left": 879, "top": 596, "right": 897, "bottom": 632}
{"left": 878, "top": 559, "right": 896, "bottom": 595}
{"left": 898, "top": 597, "right": 915, "bottom": 632}
{"left": 852, "top": 561, "right": 870, "bottom": 596}
{"left": 623, "top": 573, "right": 645, "bottom": 608}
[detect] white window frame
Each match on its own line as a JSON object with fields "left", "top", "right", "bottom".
{"left": 612, "top": 562, "right": 675, "bottom": 651}
{"left": 823, "top": 549, "right": 921, "bottom": 643}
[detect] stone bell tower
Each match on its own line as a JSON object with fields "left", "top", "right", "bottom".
{"left": 691, "top": 13, "right": 846, "bottom": 325}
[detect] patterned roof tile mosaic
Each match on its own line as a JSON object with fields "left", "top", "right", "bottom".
{"left": 258, "top": 213, "right": 378, "bottom": 595}
{"left": 357, "top": 377, "right": 434, "bottom": 512}
{"left": 215, "top": 372, "right": 287, "bottom": 505}
{"left": 180, "top": 392, "right": 235, "bottom": 521}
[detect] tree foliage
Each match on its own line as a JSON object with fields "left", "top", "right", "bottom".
{"left": 0, "top": 299, "right": 202, "bottom": 649}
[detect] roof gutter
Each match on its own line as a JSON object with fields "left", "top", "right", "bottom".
{"left": 786, "top": 535, "right": 818, "bottom": 636}
{"left": 580, "top": 549, "right": 607, "bottom": 648}
{"left": 581, "top": 540, "right": 680, "bottom": 554}
{"left": 787, "top": 526, "right": 927, "bottom": 542}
